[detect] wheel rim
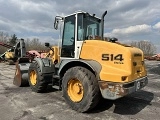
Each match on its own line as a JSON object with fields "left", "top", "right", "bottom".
{"left": 30, "top": 70, "right": 37, "bottom": 85}
{"left": 67, "top": 78, "right": 84, "bottom": 102}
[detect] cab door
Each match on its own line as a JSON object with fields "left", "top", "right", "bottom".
{"left": 61, "top": 15, "right": 75, "bottom": 58}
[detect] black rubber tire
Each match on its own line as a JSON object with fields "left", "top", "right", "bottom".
{"left": 62, "top": 66, "right": 100, "bottom": 112}
{"left": 28, "top": 61, "right": 48, "bottom": 93}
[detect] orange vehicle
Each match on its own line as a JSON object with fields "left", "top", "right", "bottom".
{"left": 14, "top": 10, "right": 148, "bottom": 112}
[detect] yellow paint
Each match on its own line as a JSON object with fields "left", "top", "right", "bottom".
{"left": 45, "top": 46, "right": 60, "bottom": 63}
{"left": 80, "top": 40, "right": 147, "bottom": 83}
{"left": 30, "top": 70, "right": 37, "bottom": 85}
{"left": 5, "top": 52, "right": 14, "bottom": 59}
{"left": 67, "top": 79, "right": 84, "bottom": 102}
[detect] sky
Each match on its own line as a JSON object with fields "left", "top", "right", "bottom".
{"left": 0, "top": 0, "right": 160, "bottom": 53}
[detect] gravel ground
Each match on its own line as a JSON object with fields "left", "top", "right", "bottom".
{"left": 0, "top": 61, "right": 160, "bottom": 120}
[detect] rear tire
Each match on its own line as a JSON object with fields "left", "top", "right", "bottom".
{"left": 28, "top": 61, "right": 48, "bottom": 93}
{"left": 62, "top": 66, "right": 100, "bottom": 112}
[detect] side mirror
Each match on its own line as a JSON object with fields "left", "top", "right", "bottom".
{"left": 45, "top": 42, "right": 50, "bottom": 47}
{"left": 54, "top": 16, "right": 64, "bottom": 30}
{"left": 54, "top": 19, "right": 59, "bottom": 30}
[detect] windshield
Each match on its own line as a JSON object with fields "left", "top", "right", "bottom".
{"left": 77, "top": 13, "right": 101, "bottom": 40}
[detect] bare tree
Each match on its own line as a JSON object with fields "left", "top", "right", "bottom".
{"left": 0, "top": 31, "right": 10, "bottom": 54}
{"left": 130, "top": 41, "right": 156, "bottom": 56}
{"left": 9, "top": 34, "right": 17, "bottom": 46}
{"left": 25, "top": 38, "right": 47, "bottom": 51}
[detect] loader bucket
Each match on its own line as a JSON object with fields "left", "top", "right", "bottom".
{"left": 13, "top": 58, "right": 30, "bottom": 87}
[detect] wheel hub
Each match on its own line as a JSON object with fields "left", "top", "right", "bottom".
{"left": 74, "top": 83, "right": 82, "bottom": 94}
{"left": 67, "top": 79, "right": 84, "bottom": 102}
{"left": 30, "top": 70, "right": 37, "bottom": 86}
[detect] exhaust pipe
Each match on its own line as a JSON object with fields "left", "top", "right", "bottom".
{"left": 101, "top": 10, "right": 107, "bottom": 40}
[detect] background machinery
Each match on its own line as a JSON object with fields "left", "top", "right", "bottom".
{"left": 0, "top": 41, "right": 15, "bottom": 63}
{"left": 0, "top": 39, "right": 26, "bottom": 64}
{"left": 14, "top": 10, "right": 148, "bottom": 112}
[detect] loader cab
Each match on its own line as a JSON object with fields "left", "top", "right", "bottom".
{"left": 56, "top": 11, "right": 102, "bottom": 59}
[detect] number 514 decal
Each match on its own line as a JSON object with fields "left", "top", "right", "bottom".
{"left": 102, "top": 54, "right": 124, "bottom": 64}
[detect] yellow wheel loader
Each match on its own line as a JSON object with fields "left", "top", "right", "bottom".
{"left": 3, "top": 49, "right": 15, "bottom": 65}
{"left": 14, "top": 10, "right": 148, "bottom": 112}
{"left": 0, "top": 39, "right": 26, "bottom": 65}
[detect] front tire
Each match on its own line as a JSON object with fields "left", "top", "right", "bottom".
{"left": 28, "top": 61, "right": 48, "bottom": 93}
{"left": 62, "top": 66, "right": 100, "bottom": 112}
